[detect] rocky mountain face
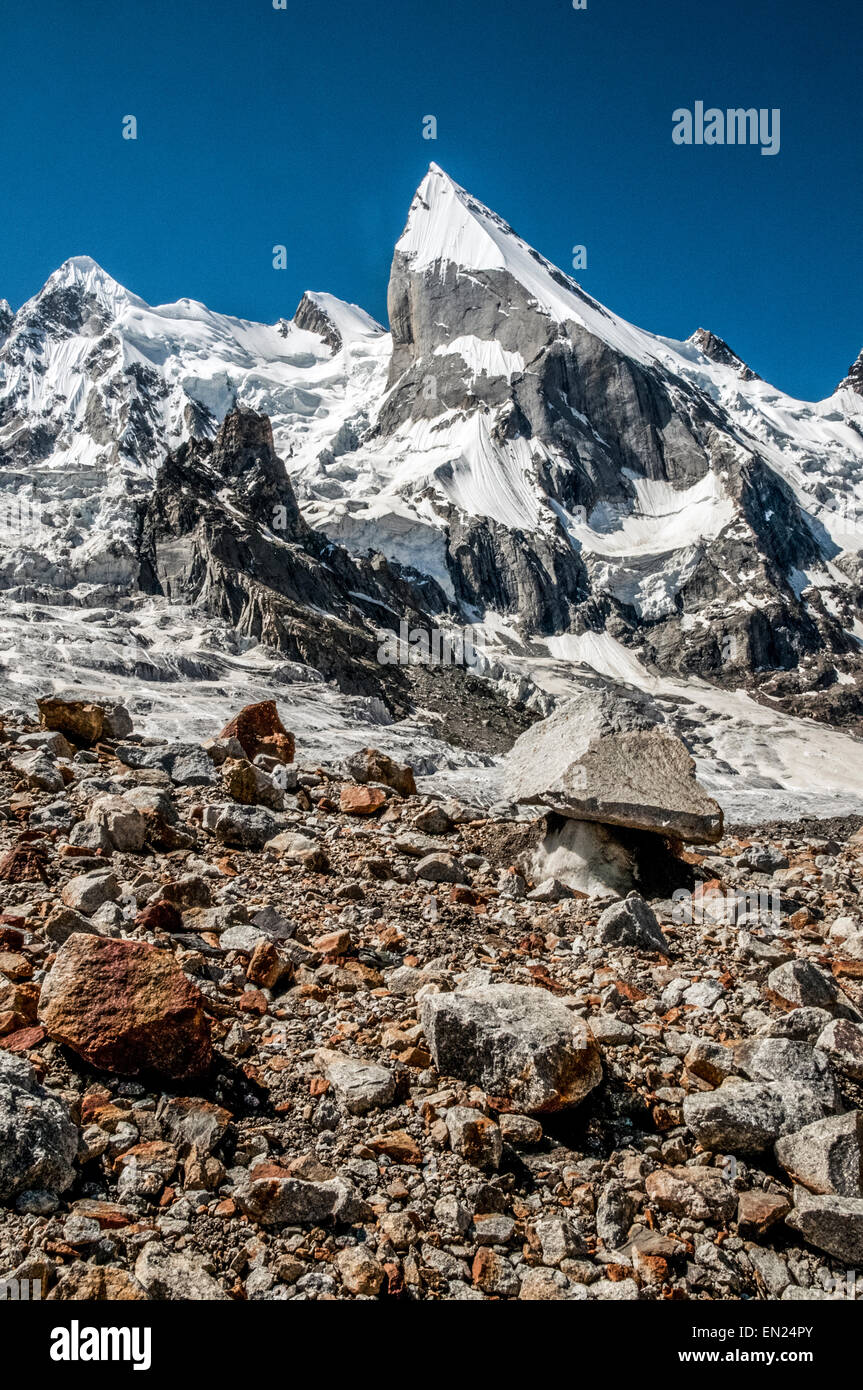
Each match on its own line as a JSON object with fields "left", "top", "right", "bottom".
{"left": 0, "top": 258, "right": 387, "bottom": 590}
{"left": 137, "top": 402, "right": 452, "bottom": 708}
{"left": 840, "top": 348, "right": 863, "bottom": 397}
{"left": 137, "top": 404, "right": 535, "bottom": 748}
{"left": 377, "top": 167, "right": 863, "bottom": 724}
{"left": 1, "top": 165, "right": 863, "bottom": 757}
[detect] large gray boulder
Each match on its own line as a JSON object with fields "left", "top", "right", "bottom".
{"left": 0, "top": 1053, "right": 78, "bottom": 1203}
{"left": 502, "top": 686, "right": 723, "bottom": 843}
{"left": 785, "top": 1193, "right": 863, "bottom": 1264}
{"left": 210, "top": 804, "right": 282, "bottom": 850}
{"left": 766, "top": 960, "right": 861, "bottom": 1019}
{"left": 60, "top": 869, "right": 120, "bottom": 917}
{"left": 775, "top": 1113, "right": 863, "bottom": 1197}
{"left": 816, "top": 1018, "right": 863, "bottom": 1079}
{"left": 7, "top": 751, "right": 64, "bottom": 793}
{"left": 86, "top": 794, "right": 148, "bottom": 853}
{"left": 731, "top": 1038, "right": 841, "bottom": 1109}
{"left": 683, "top": 1079, "right": 835, "bottom": 1153}
{"left": 134, "top": 1243, "right": 229, "bottom": 1300}
{"left": 421, "top": 983, "right": 601, "bottom": 1114}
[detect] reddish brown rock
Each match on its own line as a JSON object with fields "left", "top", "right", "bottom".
{"left": 37, "top": 697, "right": 105, "bottom": 744}
{"left": 736, "top": 1189, "right": 791, "bottom": 1236}
{"left": 38, "top": 934, "right": 213, "bottom": 1079}
{"left": 313, "top": 929, "right": 351, "bottom": 956}
{"left": 343, "top": 748, "right": 416, "bottom": 798}
{"left": 0, "top": 980, "right": 39, "bottom": 1023}
{"left": 218, "top": 701, "right": 294, "bottom": 764}
{"left": 450, "top": 884, "right": 485, "bottom": 907}
{"left": 472, "top": 1247, "right": 518, "bottom": 1295}
{"left": 9, "top": 795, "right": 34, "bottom": 822}
{"left": 0, "top": 842, "right": 50, "bottom": 884}
{"left": 247, "top": 940, "right": 290, "bottom": 989}
{"left": 368, "top": 1130, "right": 423, "bottom": 1164}
{"left": 72, "top": 1199, "right": 138, "bottom": 1230}
{"left": 0, "top": 1025, "right": 46, "bottom": 1052}
{"left": 645, "top": 1166, "right": 737, "bottom": 1222}
{"left": 238, "top": 988, "right": 268, "bottom": 1015}
{"left": 116, "top": 1140, "right": 178, "bottom": 1182}
{"left": 135, "top": 901, "right": 184, "bottom": 934}
{"left": 631, "top": 1248, "right": 669, "bottom": 1286}
{"left": 340, "top": 786, "right": 387, "bottom": 816}
{"left": 0, "top": 952, "right": 33, "bottom": 981}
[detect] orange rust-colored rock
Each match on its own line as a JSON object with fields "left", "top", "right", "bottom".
{"left": 312, "top": 929, "right": 351, "bottom": 955}
{"left": 368, "top": 1130, "right": 423, "bottom": 1164}
{"left": 247, "top": 940, "right": 289, "bottom": 989}
{"left": 0, "top": 1025, "right": 46, "bottom": 1052}
{"left": 37, "top": 697, "right": 104, "bottom": 744}
{"left": 38, "top": 934, "right": 213, "bottom": 1079}
{"left": 218, "top": 701, "right": 294, "bottom": 764}
{"left": 71, "top": 1199, "right": 138, "bottom": 1230}
{"left": 339, "top": 785, "right": 387, "bottom": 816}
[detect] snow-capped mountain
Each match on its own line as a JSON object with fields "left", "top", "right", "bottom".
{"left": 2, "top": 163, "right": 863, "bottom": 814}
{"left": 0, "top": 255, "right": 387, "bottom": 587}
{"left": 367, "top": 166, "right": 863, "bottom": 723}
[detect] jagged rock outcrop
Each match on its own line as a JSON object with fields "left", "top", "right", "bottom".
{"left": 137, "top": 406, "right": 505, "bottom": 720}
{"left": 291, "top": 291, "right": 383, "bottom": 355}
{"left": 140, "top": 413, "right": 400, "bottom": 706}
{"left": 292, "top": 292, "right": 346, "bottom": 353}
{"left": 839, "top": 347, "right": 863, "bottom": 396}
{"left": 689, "top": 327, "right": 760, "bottom": 381}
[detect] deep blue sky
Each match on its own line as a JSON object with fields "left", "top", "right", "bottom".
{"left": 2, "top": 0, "right": 861, "bottom": 400}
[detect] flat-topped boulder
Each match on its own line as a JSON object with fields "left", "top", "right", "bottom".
{"left": 502, "top": 686, "right": 723, "bottom": 843}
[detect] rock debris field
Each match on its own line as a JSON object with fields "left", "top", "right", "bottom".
{"left": 2, "top": 695, "right": 863, "bottom": 1302}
